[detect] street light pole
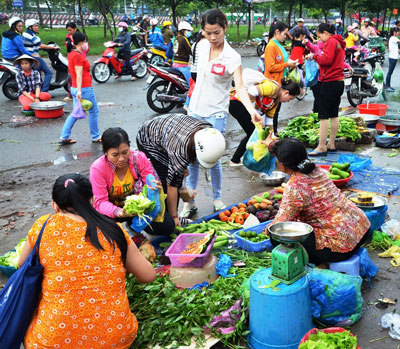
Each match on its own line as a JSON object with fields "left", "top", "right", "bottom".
{"left": 124, "top": 0, "right": 127, "bottom": 14}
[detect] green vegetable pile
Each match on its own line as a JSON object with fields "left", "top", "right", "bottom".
{"left": 327, "top": 162, "right": 351, "bottom": 180}
{"left": 366, "top": 230, "right": 400, "bottom": 250}
{"left": 299, "top": 329, "right": 357, "bottom": 349}
{"left": 123, "top": 185, "right": 155, "bottom": 219}
{"left": 126, "top": 249, "right": 271, "bottom": 348}
{"left": 279, "top": 113, "right": 362, "bottom": 145}
{"left": 0, "top": 238, "right": 27, "bottom": 268}
{"left": 238, "top": 230, "right": 268, "bottom": 243}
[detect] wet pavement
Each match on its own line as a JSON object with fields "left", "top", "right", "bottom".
{"left": 1, "top": 49, "right": 400, "bottom": 348}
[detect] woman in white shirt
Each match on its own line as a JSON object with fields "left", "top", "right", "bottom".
{"left": 386, "top": 27, "right": 400, "bottom": 92}
{"left": 181, "top": 8, "right": 262, "bottom": 216}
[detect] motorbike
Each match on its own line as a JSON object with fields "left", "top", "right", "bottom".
{"left": 0, "top": 43, "right": 69, "bottom": 100}
{"left": 147, "top": 47, "right": 167, "bottom": 66}
{"left": 345, "top": 49, "right": 385, "bottom": 107}
{"left": 86, "top": 17, "right": 99, "bottom": 26}
{"left": 130, "top": 25, "right": 147, "bottom": 48}
{"left": 91, "top": 41, "right": 148, "bottom": 83}
{"left": 256, "top": 32, "right": 268, "bottom": 57}
{"left": 145, "top": 63, "right": 189, "bottom": 113}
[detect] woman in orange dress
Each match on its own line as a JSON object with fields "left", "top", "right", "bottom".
{"left": 266, "top": 137, "right": 370, "bottom": 265}
{"left": 18, "top": 173, "right": 156, "bottom": 348}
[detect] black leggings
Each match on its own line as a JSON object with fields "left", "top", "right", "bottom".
{"left": 270, "top": 231, "right": 369, "bottom": 265}
{"left": 116, "top": 214, "right": 175, "bottom": 236}
{"left": 229, "top": 99, "right": 255, "bottom": 163}
{"left": 118, "top": 50, "right": 134, "bottom": 77}
{"left": 310, "top": 82, "right": 321, "bottom": 114}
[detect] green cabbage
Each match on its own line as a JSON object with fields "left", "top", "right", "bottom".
{"left": 299, "top": 330, "right": 357, "bottom": 349}
{"left": 0, "top": 237, "right": 27, "bottom": 268}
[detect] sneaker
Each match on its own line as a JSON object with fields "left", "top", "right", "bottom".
{"left": 229, "top": 160, "right": 243, "bottom": 167}
{"left": 213, "top": 199, "right": 226, "bottom": 212}
{"left": 179, "top": 202, "right": 198, "bottom": 218}
{"left": 386, "top": 87, "right": 395, "bottom": 92}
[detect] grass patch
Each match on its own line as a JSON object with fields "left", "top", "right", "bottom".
{"left": 0, "top": 23, "right": 270, "bottom": 57}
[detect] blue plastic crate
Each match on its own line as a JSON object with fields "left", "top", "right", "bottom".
{"left": 234, "top": 220, "right": 272, "bottom": 252}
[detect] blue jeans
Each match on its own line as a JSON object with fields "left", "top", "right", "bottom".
{"left": 386, "top": 58, "right": 397, "bottom": 88}
{"left": 186, "top": 112, "right": 227, "bottom": 201}
{"left": 60, "top": 87, "right": 100, "bottom": 141}
{"left": 173, "top": 65, "right": 191, "bottom": 85}
{"left": 154, "top": 44, "right": 169, "bottom": 51}
{"left": 35, "top": 56, "right": 52, "bottom": 92}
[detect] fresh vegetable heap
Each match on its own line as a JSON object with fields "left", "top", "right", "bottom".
{"left": 327, "top": 162, "right": 351, "bottom": 180}
{"left": 246, "top": 191, "right": 283, "bottom": 222}
{"left": 299, "top": 329, "right": 357, "bottom": 349}
{"left": 218, "top": 203, "right": 250, "bottom": 225}
{"left": 279, "top": 113, "right": 362, "bottom": 145}
{"left": 126, "top": 249, "right": 272, "bottom": 348}
{"left": 238, "top": 230, "right": 268, "bottom": 243}
{"left": 0, "top": 238, "right": 27, "bottom": 269}
{"left": 367, "top": 230, "right": 400, "bottom": 250}
{"left": 123, "top": 185, "right": 155, "bottom": 218}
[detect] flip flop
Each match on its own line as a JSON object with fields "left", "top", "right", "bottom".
{"left": 59, "top": 139, "right": 76, "bottom": 145}
{"left": 327, "top": 148, "right": 337, "bottom": 152}
{"left": 308, "top": 151, "right": 328, "bottom": 157}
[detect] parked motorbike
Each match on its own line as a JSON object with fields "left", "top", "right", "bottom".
{"left": 92, "top": 41, "right": 148, "bottom": 83}
{"left": 256, "top": 32, "right": 268, "bottom": 57}
{"left": 130, "top": 25, "right": 147, "bottom": 48}
{"left": 86, "top": 18, "right": 99, "bottom": 26}
{"left": 345, "top": 50, "right": 385, "bottom": 107}
{"left": 147, "top": 47, "right": 167, "bottom": 66}
{"left": 0, "top": 43, "right": 69, "bottom": 100}
{"left": 145, "top": 63, "right": 189, "bottom": 113}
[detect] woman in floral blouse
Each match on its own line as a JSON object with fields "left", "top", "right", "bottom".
{"left": 266, "top": 137, "right": 370, "bottom": 265}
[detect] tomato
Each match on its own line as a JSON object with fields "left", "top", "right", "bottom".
{"left": 238, "top": 207, "right": 246, "bottom": 213}
{"left": 224, "top": 210, "right": 231, "bottom": 217}
{"left": 238, "top": 203, "right": 247, "bottom": 209}
{"left": 235, "top": 215, "right": 244, "bottom": 224}
{"left": 227, "top": 216, "right": 234, "bottom": 223}
{"left": 218, "top": 212, "right": 226, "bottom": 220}
{"left": 231, "top": 206, "right": 239, "bottom": 213}
{"left": 221, "top": 215, "right": 229, "bottom": 222}
{"left": 243, "top": 212, "right": 250, "bottom": 220}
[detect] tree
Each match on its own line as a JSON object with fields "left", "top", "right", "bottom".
{"left": 35, "top": 0, "right": 43, "bottom": 27}
{"left": 227, "top": 0, "right": 247, "bottom": 37}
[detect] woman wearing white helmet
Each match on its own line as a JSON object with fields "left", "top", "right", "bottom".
{"left": 172, "top": 21, "right": 193, "bottom": 84}
{"left": 136, "top": 114, "right": 225, "bottom": 227}
{"left": 22, "top": 19, "right": 58, "bottom": 92}
{"left": 115, "top": 21, "right": 135, "bottom": 81}
{"left": 1, "top": 16, "right": 31, "bottom": 61}
{"left": 149, "top": 18, "right": 168, "bottom": 51}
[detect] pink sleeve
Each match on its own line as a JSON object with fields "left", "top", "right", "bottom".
{"left": 134, "top": 150, "right": 156, "bottom": 183}
{"left": 344, "top": 62, "right": 351, "bottom": 70}
{"left": 305, "top": 41, "right": 319, "bottom": 54}
{"left": 314, "top": 40, "right": 335, "bottom": 66}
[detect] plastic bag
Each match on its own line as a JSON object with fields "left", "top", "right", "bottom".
{"left": 309, "top": 268, "right": 363, "bottom": 326}
{"left": 216, "top": 254, "right": 234, "bottom": 278}
{"left": 337, "top": 153, "right": 372, "bottom": 171}
{"left": 242, "top": 68, "right": 266, "bottom": 89}
{"left": 205, "top": 299, "right": 242, "bottom": 334}
{"left": 304, "top": 59, "right": 319, "bottom": 88}
{"left": 256, "top": 56, "right": 265, "bottom": 74}
{"left": 381, "top": 219, "right": 400, "bottom": 240}
{"left": 381, "top": 313, "right": 400, "bottom": 340}
{"left": 165, "top": 40, "right": 174, "bottom": 61}
{"left": 130, "top": 174, "right": 161, "bottom": 232}
{"left": 154, "top": 187, "right": 166, "bottom": 223}
{"left": 243, "top": 123, "right": 276, "bottom": 175}
{"left": 354, "top": 247, "right": 378, "bottom": 286}
{"left": 71, "top": 100, "right": 86, "bottom": 119}
{"left": 376, "top": 134, "right": 400, "bottom": 148}
{"left": 364, "top": 205, "right": 388, "bottom": 231}
{"left": 288, "top": 67, "right": 301, "bottom": 85}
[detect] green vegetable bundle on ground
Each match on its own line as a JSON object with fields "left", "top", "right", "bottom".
{"left": 328, "top": 162, "right": 351, "bottom": 180}
{"left": 367, "top": 230, "right": 400, "bottom": 250}
{"left": 0, "top": 238, "right": 27, "bottom": 268}
{"left": 299, "top": 329, "right": 357, "bottom": 349}
{"left": 123, "top": 185, "right": 155, "bottom": 219}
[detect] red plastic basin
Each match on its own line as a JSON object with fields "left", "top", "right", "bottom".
{"left": 33, "top": 108, "right": 64, "bottom": 119}
{"left": 299, "top": 327, "right": 360, "bottom": 348}
{"left": 357, "top": 103, "right": 388, "bottom": 116}
{"left": 318, "top": 164, "right": 353, "bottom": 188}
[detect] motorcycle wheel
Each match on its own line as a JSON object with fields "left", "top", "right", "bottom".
{"left": 150, "top": 55, "right": 165, "bottom": 66}
{"left": 296, "top": 87, "right": 307, "bottom": 101}
{"left": 133, "top": 59, "right": 148, "bottom": 79}
{"left": 147, "top": 80, "right": 177, "bottom": 113}
{"left": 257, "top": 42, "right": 266, "bottom": 57}
{"left": 2, "top": 77, "right": 18, "bottom": 100}
{"left": 92, "top": 62, "right": 111, "bottom": 83}
{"left": 347, "top": 81, "right": 364, "bottom": 107}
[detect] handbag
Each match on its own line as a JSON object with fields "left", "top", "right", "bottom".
{"left": 0, "top": 216, "right": 51, "bottom": 348}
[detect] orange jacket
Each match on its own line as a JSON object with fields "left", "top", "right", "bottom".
{"left": 264, "top": 39, "right": 288, "bottom": 84}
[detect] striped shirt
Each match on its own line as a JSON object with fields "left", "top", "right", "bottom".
{"left": 16, "top": 70, "right": 41, "bottom": 96}
{"left": 22, "top": 30, "right": 42, "bottom": 56}
{"left": 136, "top": 114, "right": 211, "bottom": 187}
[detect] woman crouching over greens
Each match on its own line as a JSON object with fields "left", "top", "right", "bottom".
{"left": 90, "top": 127, "right": 175, "bottom": 236}
{"left": 265, "top": 137, "right": 370, "bottom": 265}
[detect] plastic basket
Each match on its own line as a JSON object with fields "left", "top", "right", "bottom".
{"left": 234, "top": 220, "right": 272, "bottom": 252}
{"left": 165, "top": 233, "right": 216, "bottom": 268}
{"left": 318, "top": 165, "right": 353, "bottom": 188}
{"left": 0, "top": 264, "right": 17, "bottom": 278}
{"left": 299, "top": 327, "right": 360, "bottom": 348}
{"left": 357, "top": 103, "right": 388, "bottom": 116}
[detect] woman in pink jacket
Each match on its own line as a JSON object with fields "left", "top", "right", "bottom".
{"left": 90, "top": 127, "right": 175, "bottom": 236}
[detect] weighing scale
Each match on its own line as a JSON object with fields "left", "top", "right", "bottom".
{"left": 267, "top": 222, "right": 313, "bottom": 285}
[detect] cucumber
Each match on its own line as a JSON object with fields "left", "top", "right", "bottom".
{"left": 213, "top": 240, "right": 229, "bottom": 248}
{"left": 328, "top": 173, "right": 341, "bottom": 180}
{"left": 330, "top": 162, "right": 350, "bottom": 171}
{"left": 331, "top": 167, "right": 350, "bottom": 179}
{"left": 215, "top": 236, "right": 229, "bottom": 242}
{"left": 273, "top": 194, "right": 283, "bottom": 200}
{"left": 159, "top": 242, "right": 172, "bottom": 248}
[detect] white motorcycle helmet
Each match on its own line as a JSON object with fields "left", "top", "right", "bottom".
{"left": 194, "top": 128, "right": 226, "bottom": 168}
{"left": 9, "top": 16, "right": 22, "bottom": 28}
{"left": 150, "top": 18, "right": 158, "bottom": 26}
{"left": 25, "top": 18, "right": 39, "bottom": 29}
{"left": 178, "top": 21, "right": 193, "bottom": 32}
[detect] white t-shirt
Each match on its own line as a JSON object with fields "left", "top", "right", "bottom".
{"left": 189, "top": 39, "right": 241, "bottom": 117}
{"left": 388, "top": 36, "right": 400, "bottom": 60}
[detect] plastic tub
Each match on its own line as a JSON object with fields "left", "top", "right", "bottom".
{"left": 165, "top": 233, "right": 216, "bottom": 268}
{"left": 299, "top": 327, "right": 360, "bottom": 348}
{"left": 234, "top": 220, "right": 272, "bottom": 252}
{"left": 0, "top": 264, "right": 17, "bottom": 278}
{"left": 357, "top": 103, "right": 388, "bottom": 116}
{"left": 318, "top": 164, "right": 353, "bottom": 188}
{"left": 34, "top": 108, "right": 64, "bottom": 119}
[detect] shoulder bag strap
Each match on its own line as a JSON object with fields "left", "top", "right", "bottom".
{"left": 32, "top": 215, "right": 52, "bottom": 257}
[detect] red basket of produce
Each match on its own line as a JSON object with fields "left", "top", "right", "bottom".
{"left": 357, "top": 103, "right": 388, "bottom": 117}
{"left": 318, "top": 164, "right": 353, "bottom": 188}
{"left": 30, "top": 101, "right": 66, "bottom": 119}
{"left": 299, "top": 327, "right": 360, "bottom": 348}
{"left": 166, "top": 233, "right": 216, "bottom": 268}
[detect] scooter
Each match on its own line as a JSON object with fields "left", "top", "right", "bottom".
{"left": 145, "top": 63, "right": 189, "bottom": 113}
{"left": 147, "top": 47, "right": 168, "bottom": 66}
{"left": 0, "top": 43, "right": 69, "bottom": 100}
{"left": 91, "top": 41, "right": 148, "bottom": 83}
{"left": 130, "top": 25, "right": 147, "bottom": 48}
{"left": 256, "top": 32, "right": 268, "bottom": 57}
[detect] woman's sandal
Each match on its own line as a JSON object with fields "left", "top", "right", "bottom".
{"left": 59, "top": 139, "right": 76, "bottom": 146}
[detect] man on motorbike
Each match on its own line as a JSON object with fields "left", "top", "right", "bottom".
{"left": 361, "top": 18, "right": 378, "bottom": 38}
{"left": 149, "top": 18, "right": 168, "bottom": 51}
{"left": 22, "top": 19, "right": 58, "bottom": 93}
{"left": 162, "top": 20, "right": 174, "bottom": 44}
{"left": 115, "top": 22, "right": 135, "bottom": 81}
{"left": 1, "top": 17, "right": 31, "bottom": 61}
{"left": 137, "top": 15, "right": 150, "bottom": 46}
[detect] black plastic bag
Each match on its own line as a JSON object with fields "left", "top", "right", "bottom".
{"left": 376, "top": 132, "right": 400, "bottom": 148}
